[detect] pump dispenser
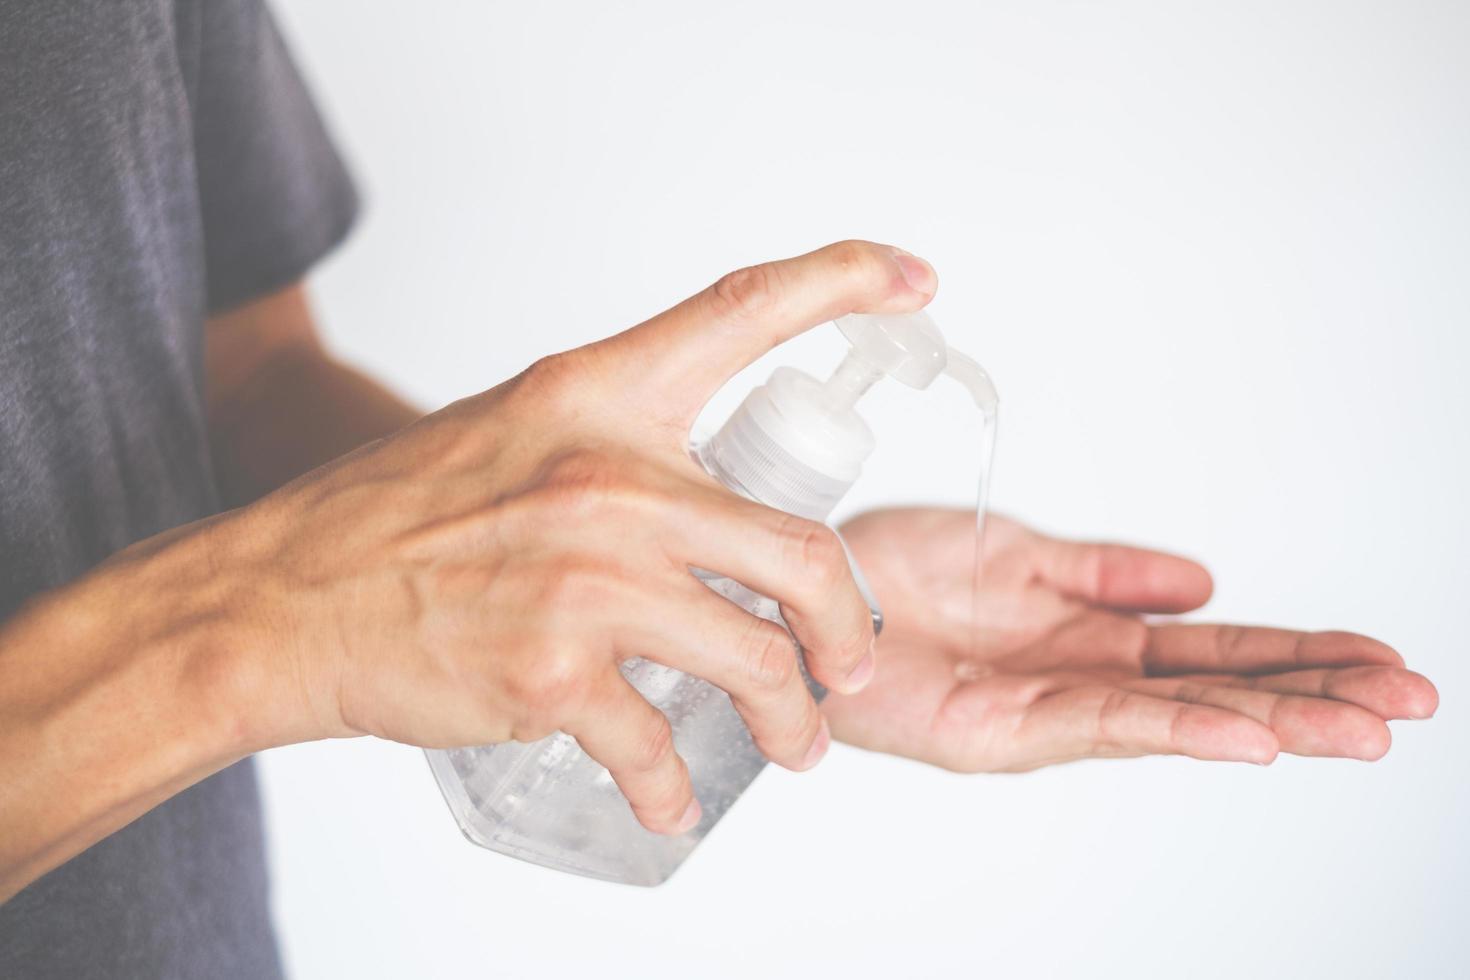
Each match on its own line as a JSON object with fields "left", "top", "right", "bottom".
{"left": 702, "top": 311, "right": 997, "bottom": 523}
{"left": 427, "top": 311, "right": 997, "bottom": 886}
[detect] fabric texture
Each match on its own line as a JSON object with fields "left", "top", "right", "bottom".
{"left": 0, "top": 1, "right": 356, "bottom": 976}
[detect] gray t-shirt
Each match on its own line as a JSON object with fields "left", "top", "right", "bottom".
{"left": 0, "top": 1, "right": 356, "bottom": 976}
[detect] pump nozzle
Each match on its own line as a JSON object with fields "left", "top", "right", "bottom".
{"left": 830, "top": 311, "right": 997, "bottom": 417}
{"left": 700, "top": 310, "right": 996, "bottom": 522}
{"left": 942, "top": 349, "right": 1000, "bottom": 422}
{"left": 833, "top": 311, "right": 948, "bottom": 389}
{"left": 815, "top": 310, "right": 952, "bottom": 413}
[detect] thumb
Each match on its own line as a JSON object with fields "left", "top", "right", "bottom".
{"left": 598, "top": 240, "right": 937, "bottom": 425}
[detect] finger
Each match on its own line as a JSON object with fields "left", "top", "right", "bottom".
{"left": 1169, "top": 666, "right": 1438, "bottom": 721}
{"left": 1125, "top": 677, "right": 1392, "bottom": 760}
{"left": 1142, "top": 625, "right": 1405, "bottom": 676}
{"left": 600, "top": 240, "right": 938, "bottom": 421}
{"left": 619, "top": 579, "right": 830, "bottom": 772}
{"left": 1034, "top": 534, "right": 1214, "bottom": 613}
{"left": 1014, "top": 685, "right": 1279, "bottom": 767}
{"left": 565, "top": 676, "right": 700, "bottom": 836}
{"left": 660, "top": 477, "right": 876, "bottom": 694}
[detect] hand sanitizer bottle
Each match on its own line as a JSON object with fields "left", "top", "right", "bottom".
{"left": 426, "top": 311, "right": 998, "bottom": 885}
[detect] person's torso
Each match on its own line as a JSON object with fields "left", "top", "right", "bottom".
{"left": 0, "top": 2, "right": 283, "bottom": 977}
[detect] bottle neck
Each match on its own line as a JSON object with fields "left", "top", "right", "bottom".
{"left": 698, "top": 366, "right": 875, "bottom": 522}
{"left": 695, "top": 426, "right": 853, "bottom": 523}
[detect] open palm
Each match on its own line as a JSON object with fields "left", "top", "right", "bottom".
{"left": 826, "top": 508, "right": 1437, "bottom": 771}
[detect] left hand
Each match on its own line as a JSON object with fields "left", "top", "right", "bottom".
{"left": 827, "top": 507, "right": 1438, "bottom": 771}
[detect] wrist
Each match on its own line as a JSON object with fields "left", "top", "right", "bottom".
{"left": 78, "top": 507, "right": 321, "bottom": 759}
{"left": 0, "top": 513, "right": 305, "bottom": 898}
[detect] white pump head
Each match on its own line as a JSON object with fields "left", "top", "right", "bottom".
{"left": 699, "top": 311, "right": 997, "bottom": 521}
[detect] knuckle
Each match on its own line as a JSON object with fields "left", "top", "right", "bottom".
{"left": 754, "top": 702, "right": 820, "bottom": 765}
{"left": 542, "top": 445, "right": 609, "bottom": 486}
{"left": 506, "top": 647, "right": 588, "bottom": 718}
{"left": 537, "top": 449, "right": 658, "bottom": 521}
{"left": 710, "top": 263, "right": 781, "bottom": 322}
{"left": 781, "top": 517, "right": 848, "bottom": 589}
{"left": 1094, "top": 689, "right": 1133, "bottom": 748}
{"left": 512, "top": 352, "right": 576, "bottom": 411}
{"left": 826, "top": 239, "right": 892, "bottom": 289}
{"left": 520, "top": 350, "right": 580, "bottom": 393}
{"left": 631, "top": 783, "right": 690, "bottom": 829}
{"left": 742, "top": 621, "right": 798, "bottom": 693}
{"left": 511, "top": 350, "right": 606, "bottom": 422}
{"left": 629, "top": 716, "right": 676, "bottom": 774}
{"left": 537, "top": 450, "right": 625, "bottom": 517}
{"left": 785, "top": 708, "right": 823, "bottom": 755}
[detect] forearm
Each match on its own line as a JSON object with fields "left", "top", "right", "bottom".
{"left": 1, "top": 242, "right": 926, "bottom": 896}
{"left": 0, "top": 286, "right": 420, "bottom": 900}
{"left": 206, "top": 284, "right": 421, "bottom": 506}
{"left": 0, "top": 517, "right": 272, "bottom": 901}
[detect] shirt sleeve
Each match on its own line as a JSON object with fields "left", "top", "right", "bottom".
{"left": 192, "top": 0, "right": 359, "bottom": 314}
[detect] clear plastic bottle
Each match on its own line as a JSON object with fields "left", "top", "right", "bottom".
{"left": 427, "top": 311, "right": 997, "bottom": 885}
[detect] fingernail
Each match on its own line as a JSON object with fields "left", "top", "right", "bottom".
{"left": 675, "top": 798, "right": 702, "bottom": 835}
{"left": 800, "top": 717, "right": 831, "bottom": 770}
{"left": 887, "top": 246, "right": 937, "bottom": 296}
{"left": 840, "top": 643, "right": 877, "bottom": 693}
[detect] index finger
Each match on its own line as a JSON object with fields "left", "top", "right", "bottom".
{"left": 600, "top": 240, "right": 938, "bottom": 423}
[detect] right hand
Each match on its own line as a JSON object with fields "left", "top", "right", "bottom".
{"left": 186, "top": 240, "right": 938, "bottom": 834}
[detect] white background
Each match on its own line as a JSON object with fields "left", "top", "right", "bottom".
{"left": 263, "top": 2, "right": 1468, "bottom": 977}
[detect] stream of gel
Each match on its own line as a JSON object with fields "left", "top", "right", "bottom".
{"left": 940, "top": 351, "right": 1000, "bottom": 659}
